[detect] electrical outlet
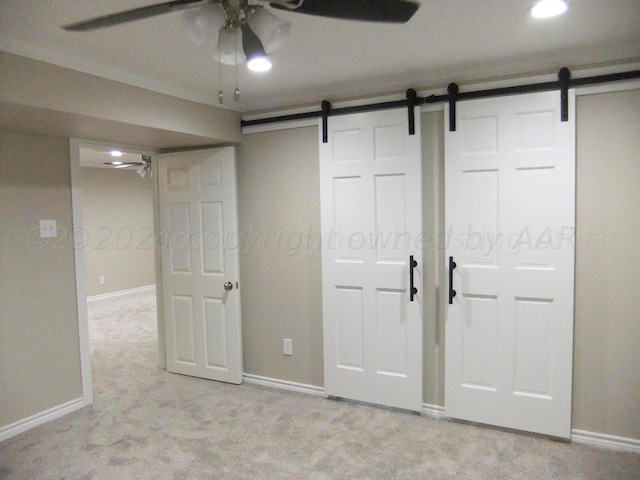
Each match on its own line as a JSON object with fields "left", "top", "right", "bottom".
{"left": 99, "top": 276, "right": 105, "bottom": 285}
{"left": 39, "top": 219, "right": 57, "bottom": 238}
{"left": 283, "top": 338, "right": 293, "bottom": 356}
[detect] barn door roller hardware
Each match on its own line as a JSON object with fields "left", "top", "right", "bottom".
{"left": 241, "top": 67, "right": 640, "bottom": 139}
{"left": 406, "top": 88, "right": 418, "bottom": 136}
{"left": 558, "top": 67, "right": 571, "bottom": 122}
{"left": 318, "top": 89, "right": 418, "bottom": 143}
{"left": 321, "top": 100, "right": 331, "bottom": 143}
{"left": 446, "top": 67, "right": 573, "bottom": 131}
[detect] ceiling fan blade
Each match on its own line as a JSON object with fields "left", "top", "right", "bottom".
{"left": 62, "top": 0, "right": 204, "bottom": 31}
{"left": 104, "top": 162, "right": 145, "bottom": 168}
{"left": 270, "top": 0, "right": 420, "bottom": 23}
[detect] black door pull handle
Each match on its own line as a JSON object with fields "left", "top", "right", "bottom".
{"left": 409, "top": 255, "right": 418, "bottom": 302}
{"left": 448, "top": 256, "right": 457, "bottom": 305}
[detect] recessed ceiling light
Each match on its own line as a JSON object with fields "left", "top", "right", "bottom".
{"left": 531, "top": 0, "right": 569, "bottom": 18}
{"left": 109, "top": 150, "right": 123, "bottom": 157}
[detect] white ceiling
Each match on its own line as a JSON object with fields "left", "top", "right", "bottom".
{"left": 1, "top": 1, "right": 639, "bottom": 113}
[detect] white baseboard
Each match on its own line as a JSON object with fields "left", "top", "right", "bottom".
{"left": 242, "top": 373, "right": 326, "bottom": 397}
{"left": 420, "top": 405, "right": 640, "bottom": 453}
{"left": 87, "top": 284, "right": 155, "bottom": 303}
{"left": 571, "top": 429, "right": 640, "bottom": 454}
{"left": 241, "top": 375, "right": 452, "bottom": 422}
{"left": 422, "top": 403, "right": 449, "bottom": 420}
{"left": 0, "top": 397, "right": 87, "bottom": 442}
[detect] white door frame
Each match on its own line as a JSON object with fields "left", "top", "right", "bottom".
{"left": 69, "top": 138, "right": 163, "bottom": 407}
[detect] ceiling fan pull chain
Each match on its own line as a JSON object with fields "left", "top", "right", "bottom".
{"left": 218, "top": 40, "right": 224, "bottom": 104}
{"left": 234, "top": 30, "right": 240, "bottom": 102}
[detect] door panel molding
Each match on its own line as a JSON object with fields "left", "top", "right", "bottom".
{"left": 158, "top": 147, "right": 243, "bottom": 384}
{"left": 444, "top": 91, "right": 576, "bottom": 438}
{"left": 320, "top": 108, "right": 423, "bottom": 412}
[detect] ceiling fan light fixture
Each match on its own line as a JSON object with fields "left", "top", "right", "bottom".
{"left": 248, "top": 8, "right": 291, "bottom": 54}
{"left": 109, "top": 150, "right": 123, "bottom": 157}
{"left": 242, "top": 24, "right": 272, "bottom": 72}
{"left": 182, "top": 3, "right": 226, "bottom": 48}
{"left": 531, "top": 0, "right": 568, "bottom": 18}
{"left": 214, "top": 27, "right": 246, "bottom": 65}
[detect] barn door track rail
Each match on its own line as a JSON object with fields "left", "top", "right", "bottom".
{"left": 240, "top": 67, "right": 640, "bottom": 142}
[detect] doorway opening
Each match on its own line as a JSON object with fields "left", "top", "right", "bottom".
{"left": 70, "top": 139, "right": 164, "bottom": 405}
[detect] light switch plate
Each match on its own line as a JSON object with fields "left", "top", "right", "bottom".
{"left": 283, "top": 338, "right": 293, "bottom": 356}
{"left": 39, "top": 220, "right": 57, "bottom": 238}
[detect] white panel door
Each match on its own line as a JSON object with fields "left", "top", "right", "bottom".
{"left": 445, "top": 90, "right": 576, "bottom": 438}
{"left": 320, "top": 108, "right": 423, "bottom": 412}
{"left": 158, "top": 147, "right": 242, "bottom": 384}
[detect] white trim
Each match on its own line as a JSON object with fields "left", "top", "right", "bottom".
{"left": 575, "top": 79, "right": 640, "bottom": 96}
{"left": 242, "top": 92, "right": 407, "bottom": 123}
{"left": 241, "top": 64, "right": 639, "bottom": 134}
{"left": 242, "top": 118, "right": 318, "bottom": 135}
{"left": 70, "top": 138, "right": 93, "bottom": 406}
{"left": 571, "top": 429, "right": 640, "bottom": 454}
{"left": 242, "top": 373, "right": 326, "bottom": 397}
{"left": 152, "top": 156, "right": 167, "bottom": 370}
{"left": 0, "top": 397, "right": 86, "bottom": 442}
{"left": 241, "top": 102, "right": 446, "bottom": 135}
{"left": 70, "top": 139, "right": 158, "bottom": 405}
{"left": 420, "top": 407, "right": 640, "bottom": 453}
{"left": 422, "top": 403, "right": 449, "bottom": 420}
{"left": 87, "top": 284, "right": 156, "bottom": 303}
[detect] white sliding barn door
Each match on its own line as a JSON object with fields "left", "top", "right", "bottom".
{"left": 320, "top": 108, "right": 423, "bottom": 412}
{"left": 158, "top": 147, "right": 242, "bottom": 384}
{"left": 444, "top": 91, "right": 576, "bottom": 438}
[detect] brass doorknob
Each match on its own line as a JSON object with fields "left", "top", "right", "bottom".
{"left": 224, "top": 281, "right": 233, "bottom": 291}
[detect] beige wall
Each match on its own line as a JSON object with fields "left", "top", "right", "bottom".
{"left": 237, "top": 127, "right": 324, "bottom": 387}
{"left": 421, "top": 111, "right": 447, "bottom": 407}
{"left": 0, "top": 52, "right": 242, "bottom": 149}
{"left": 0, "top": 131, "right": 83, "bottom": 426}
{"left": 236, "top": 115, "right": 447, "bottom": 402}
{"left": 0, "top": 54, "right": 237, "bottom": 435}
{"left": 2, "top": 87, "right": 638, "bottom": 441}
{"left": 80, "top": 167, "right": 155, "bottom": 297}
{"left": 236, "top": 90, "right": 640, "bottom": 439}
{"left": 573, "top": 89, "right": 640, "bottom": 439}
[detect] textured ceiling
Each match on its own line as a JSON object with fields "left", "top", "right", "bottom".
{"left": 1, "top": 0, "right": 639, "bottom": 113}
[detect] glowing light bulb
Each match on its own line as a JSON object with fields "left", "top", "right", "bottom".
{"left": 247, "top": 57, "right": 272, "bottom": 72}
{"left": 531, "top": 0, "right": 568, "bottom": 18}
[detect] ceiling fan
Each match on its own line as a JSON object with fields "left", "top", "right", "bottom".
{"left": 62, "top": 0, "right": 420, "bottom": 101}
{"left": 62, "top": 0, "right": 420, "bottom": 32}
{"left": 104, "top": 155, "right": 153, "bottom": 177}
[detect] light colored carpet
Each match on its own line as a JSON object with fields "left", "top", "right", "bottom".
{"left": 1, "top": 290, "right": 638, "bottom": 479}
